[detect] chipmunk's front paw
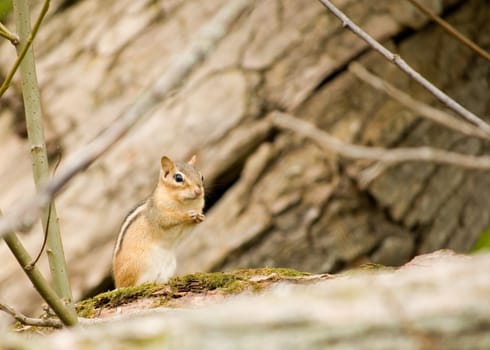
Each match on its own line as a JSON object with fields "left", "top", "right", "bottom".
{"left": 188, "top": 210, "right": 205, "bottom": 223}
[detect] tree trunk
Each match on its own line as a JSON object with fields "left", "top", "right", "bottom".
{"left": 0, "top": 0, "right": 488, "bottom": 319}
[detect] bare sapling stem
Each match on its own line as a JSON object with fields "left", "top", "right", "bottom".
{"left": 12, "top": 0, "right": 75, "bottom": 317}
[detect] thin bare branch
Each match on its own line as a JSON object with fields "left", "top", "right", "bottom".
{"left": 271, "top": 112, "right": 490, "bottom": 187}
{"left": 0, "top": 302, "right": 62, "bottom": 328}
{"left": 0, "top": 22, "right": 20, "bottom": 45}
{"left": 0, "top": 0, "right": 50, "bottom": 98}
{"left": 2, "top": 229, "right": 78, "bottom": 326}
{"left": 14, "top": 0, "right": 73, "bottom": 304}
{"left": 25, "top": 202, "right": 51, "bottom": 270}
{"left": 0, "top": 0, "right": 252, "bottom": 239}
{"left": 27, "top": 155, "right": 61, "bottom": 269}
{"left": 348, "top": 62, "right": 490, "bottom": 142}
{"left": 406, "top": 0, "right": 490, "bottom": 62}
{"left": 316, "top": 0, "right": 490, "bottom": 134}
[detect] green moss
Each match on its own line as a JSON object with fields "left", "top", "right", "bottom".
{"left": 231, "top": 267, "right": 310, "bottom": 278}
{"left": 76, "top": 283, "right": 161, "bottom": 318}
{"left": 168, "top": 272, "right": 242, "bottom": 292}
{"left": 76, "top": 267, "right": 311, "bottom": 317}
{"left": 168, "top": 268, "right": 309, "bottom": 294}
{"left": 472, "top": 228, "right": 490, "bottom": 253}
{"left": 168, "top": 272, "right": 251, "bottom": 294}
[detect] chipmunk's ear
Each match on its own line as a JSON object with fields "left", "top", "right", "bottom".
{"left": 187, "top": 154, "right": 197, "bottom": 166}
{"left": 160, "top": 156, "right": 175, "bottom": 176}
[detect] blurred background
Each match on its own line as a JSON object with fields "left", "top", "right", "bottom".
{"left": 0, "top": 0, "right": 489, "bottom": 323}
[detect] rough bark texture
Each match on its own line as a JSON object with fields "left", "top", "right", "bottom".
{"left": 0, "top": 0, "right": 489, "bottom": 321}
{"left": 2, "top": 251, "right": 490, "bottom": 349}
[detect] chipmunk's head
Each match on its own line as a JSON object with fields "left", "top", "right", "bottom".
{"left": 159, "top": 155, "right": 205, "bottom": 204}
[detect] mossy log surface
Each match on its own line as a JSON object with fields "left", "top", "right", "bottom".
{"left": 2, "top": 251, "right": 490, "bottom": 349}
{"left": 76, "top": 267, "right": 313, "bottom": 318}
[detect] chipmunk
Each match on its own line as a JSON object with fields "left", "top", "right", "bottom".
{"left": 112, "top": 155, "right": 205, "bottom": 288}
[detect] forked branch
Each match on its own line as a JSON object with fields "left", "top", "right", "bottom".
{"left": 0, "top": 22, "right": 20, "bottom": 44}
{"left": 0, "top": 302, "right": 63, "bottom": 329}
{"left": 316, "top": 0, "right": 490, "bottom": 134}
{"left": 0, "top": 0, "right": 50, "bottom": 97}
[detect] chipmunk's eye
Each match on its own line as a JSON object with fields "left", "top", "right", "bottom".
{"left": 201, "top": 175, "right": 204, "bottom": 182}
{"left": 173, "top": 173, "right": 184, "bottom": 183}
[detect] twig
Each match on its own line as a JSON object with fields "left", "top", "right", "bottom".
{"left": 0, "top": 0, "right": 252, "bottom": 239}
{"left": 2, "top": 229, "right": 78, "bottom": 326}
{"left": 406, "top": 0, "right": 490, "bottom": 62}
{"left": 26, "top": 155, "right": 62, "bottom": 269}
{"left": 0, "top": 22, "right": 20, "bottom": 45}
{"left": 271, "top": 112, "right": 490, "bottom": 187}
{"left": 0, "top": 0, "right": 50, "bottom": 98}
{"left": 2, "top": 201, "right": 74, "bottom": 328}
{"left": 348, "top": 62, "right": 490, "bottom": 142}
{"left": 26, "top": 202, "right": 51, "bottom": 270}
{"left": 13, "top": 0, "right": 73, "bottom": 306}
{"left": 316, "top": 0, "right": 490, "bottom": 134}
{"left": 0, "top": 302, "right": 62, "bottom": 329}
